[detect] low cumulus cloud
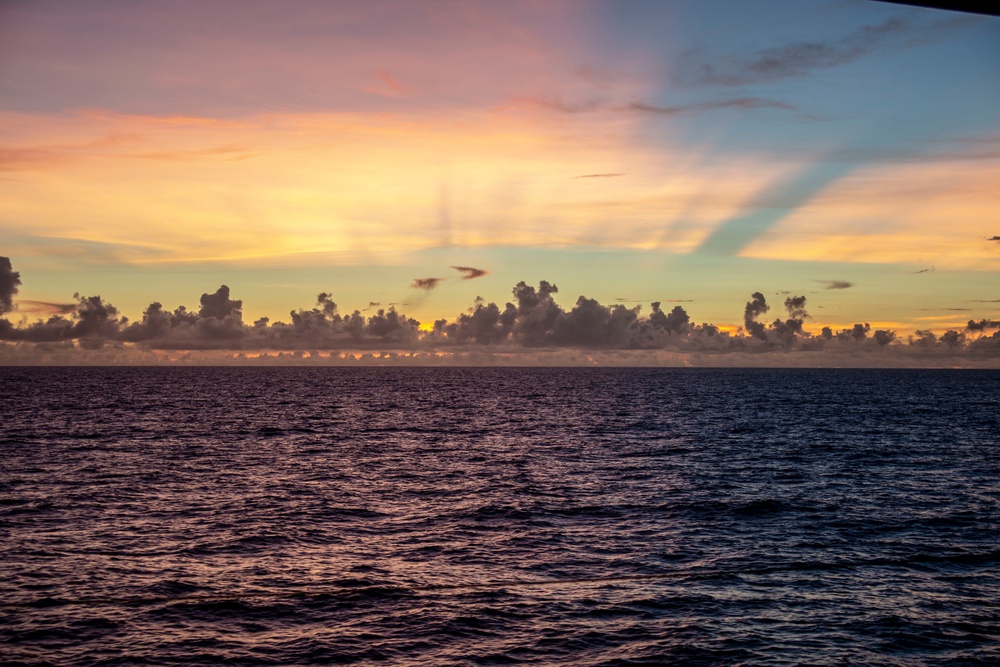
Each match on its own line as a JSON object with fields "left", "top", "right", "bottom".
{"left": 451, "top": 266, "right": 488, "bottom": 280}
{"left": 2, "top": 257, "right": 998, "bottom": 363}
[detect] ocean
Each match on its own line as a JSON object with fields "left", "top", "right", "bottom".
{"left": 1, "top": 367, "right": 998, "bottom": 666}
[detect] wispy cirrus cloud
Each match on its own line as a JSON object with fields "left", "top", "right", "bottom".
{"left": 507, "top": 96, "right": 606, "bottom": 114}
{"left": 379, "top": 69, "right": 405, "bottom": 92}
{"left": 674, "top": 16, "right": 956, "bottom": 87}
{"left": 124, "top": 144, "right": 255, "bottom": 161}
{"left": 512, "top": 95, "right": 801, "bottom": 117}
{"left": 15, "top": 300, "right": 76, "bottom": 316}
{"left": 624, "top": 97, "right": 799, "bottom": 116}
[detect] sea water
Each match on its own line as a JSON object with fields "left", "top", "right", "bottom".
{"left": 1, "top": 367, "right": 998, "bottom": 665}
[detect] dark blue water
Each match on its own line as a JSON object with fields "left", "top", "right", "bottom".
{"left": 1, "top": 367, "right": 998, "bottom": 666}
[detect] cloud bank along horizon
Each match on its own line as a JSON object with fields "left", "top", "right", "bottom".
{"left": 0, "top": 0, "right": 998, "bottom": 362}
{"left": 1, "top": 256, "right": 999, "bottom": 365}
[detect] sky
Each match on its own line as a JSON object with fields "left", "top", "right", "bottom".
{"left": 1, "top": 0, "right": 998, "bottom": 365}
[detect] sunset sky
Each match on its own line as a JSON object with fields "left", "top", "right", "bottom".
{"left": 1, "top": 0, "right": 998, "bottom": 362}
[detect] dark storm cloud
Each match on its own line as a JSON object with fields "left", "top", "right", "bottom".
{"left": 550, "top": 296, "right": 641, "bottom": 347}
{"left": 317, "top": 293, "right": 338, "bottom": 317}
{"left": 2, "top": 316, "right": 73, "bottom": 343}
{"left": 2, "top": 293, "right": 121, "bottom": 346}
{"left": 188, "top": 285, "right": 246, "bottom": 342}
{"left": 3, "top": 254, "right": 997, "bottom": 360}
{"left": 363, "top": 308, "right": 420, "bottom": 343}
{"left": 0, "top": 256, "right": 21, "bottom": 315}
{"left": 438, "top": 284, "right": 699, "bottom": 350}
{"left": 118, "top": 288, "right": 421, "bottom": 350}
{"left": 435, "top": 296, "right": 516, "bottom": 345}
{"left": 821, "top": 323, "right": 879, "bottom": 345}
{"left": 647, "top": 302, "right": 691, "bottom": 335}
{"left": 509, "top": 280, "right": 562, "bottom": 346}
{"left": 939, "top": 330, "right": 966, "bottom": 347}
{"left": 71, "top": 294, "right": 122, "bottom": 343}
{"left": 451, "top": 266, "right": 488, "bottom": 280}
{"left": 845, "top": 323, "right": 870, "bottom": 341}
{"left": 675, "top": 17, "right": 932, "bottom": 87}
{"left": 411, "top": 277, "right": 443, "bottom": 291}
{"left": 816, "top": 280, "right": 854, "bottom": 290}
{"left": 908, "top": 328, "right": 978, "bottom": 350}
{"left": 873, "top": 329, "right": 897, "bottom": 347}
{"left": 767, "top": 296, "right": 809, "bottom": 342}
{"left": 120, "top": 293, "right": 245, "bottom": 347}
{"left": 910, "top": 329, "right": 937, "bottom": 346}
{"left": 743, "top": 292, "right": 770, "bottom": 340}
{"left": 120, "top": 302, "right": 172, "bottom": 342}
{"left": 967, "top": 319, "right": 1000, "bottom": 331}
{"left": 784, "top": 296, "right": 808, "bottom": 320}
{"left": 198, "top": 285, "right": 242, "bottom": 320}
{"left": 259, "top": 293, "right": 419, "bottom": 349}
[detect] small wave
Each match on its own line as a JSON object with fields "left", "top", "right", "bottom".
{"left": 620, "top": 446, "right": 693, "bottom": 458}
{"left": 457, "top": 503, "right": 535, "bottom": 523}
{"left": 145, "top": 579, "right": 210, "bottom": 597}
{"left": 5, "top": 550, "right": 1000, "bottom": 611}
{"left": 255, "top": 426, "right": 318, "bottom": 437}
{"left": 653, "top": 498, "right": 811, "bottom": 519}
{"left": 731, "top": 498, "right": 799, "bottom": 516}
{"left": 551, "top": 504, "right": 628, "bottom": 519}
